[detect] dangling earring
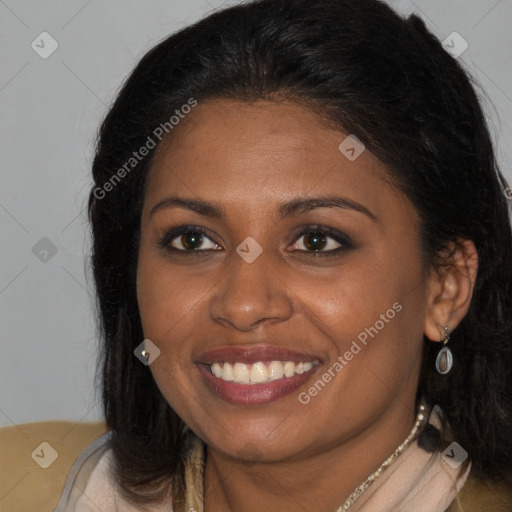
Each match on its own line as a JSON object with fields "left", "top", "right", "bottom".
{"left": 435, "top": 325, "right": 453, "bottom": 375}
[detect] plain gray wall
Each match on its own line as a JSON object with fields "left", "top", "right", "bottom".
{"left": 1, "top": 0, "right": 511, "bottom": 429}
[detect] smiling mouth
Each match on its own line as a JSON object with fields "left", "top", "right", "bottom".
{"left": 197, "top": 359, "right": 322, "bottom": 406}
{"left": 196, "top": 344, "right": 323, "bottom": 405}
{"left": 207, "top": 360, "right": 320, "bottom": 384}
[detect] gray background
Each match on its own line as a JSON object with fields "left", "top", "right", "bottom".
{"left": 1, "top": 0, "right": 511, "bottom": 429}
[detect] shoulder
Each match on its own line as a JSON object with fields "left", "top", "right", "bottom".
{"left": 54, "top": 431, "right": 124, "bottom": 511}
{"left": 445, "top": 474, "right": 512, "bottom": 512}
{"left": 55, "top": 431, "right": 175, "bottom": 512}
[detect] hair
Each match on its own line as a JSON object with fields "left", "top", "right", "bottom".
{"left": 87, "top": 0, "right": 512, "bottom": 507}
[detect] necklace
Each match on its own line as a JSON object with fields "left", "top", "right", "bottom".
{"left": 192, "top": 400, "right": 429, "bottom": 512}
{"left": 335, "top": 400, "right": 428, "bottom": 511}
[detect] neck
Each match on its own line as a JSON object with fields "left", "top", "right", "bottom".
{"left": 203, "top": 396, "right": 419, "bottom": 512}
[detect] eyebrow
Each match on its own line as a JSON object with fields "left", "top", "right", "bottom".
{"left": 149, "top": 195, "right": 378, "bottom": 222}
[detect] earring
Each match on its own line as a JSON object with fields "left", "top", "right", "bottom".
{"left": 435, "top": 325, "right": 453, "bottom": 375}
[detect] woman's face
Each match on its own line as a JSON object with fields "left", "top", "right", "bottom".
{"left": 136, "top": 99, "right": 431, "bottom": 461}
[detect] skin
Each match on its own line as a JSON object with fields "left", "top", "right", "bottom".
{"left": 136, "top": 99, "right": 478, "bottom": 512}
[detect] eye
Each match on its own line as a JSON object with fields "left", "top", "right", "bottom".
{"left": 290, "top": 224, "right": 353, "bottom": 257}
{"left": 156, "top": 223, "right": 353, "bottom": 257}
{"left": 156, "top": 225, "right": 221, "bottom": 253}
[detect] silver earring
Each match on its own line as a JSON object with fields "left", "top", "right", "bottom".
{"left": 435, "top": 325, "right": 453, "bottom": 375}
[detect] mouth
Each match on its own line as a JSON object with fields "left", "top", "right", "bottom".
{"left": 196, "top": 345, "right": 322, "bottom": 405}
{"left": 207, "top": 360, "right": 319, "bottom": 384}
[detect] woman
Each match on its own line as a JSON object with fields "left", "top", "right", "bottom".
{"left": 55, "top": 0, "right": 512, "bottom": 510}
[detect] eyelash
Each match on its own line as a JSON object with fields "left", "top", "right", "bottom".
{"left": 156, "top": 224, "right": 354, "bottom": 258}
{"left": 290, "top": 225, "right": 353, "bottom": 257}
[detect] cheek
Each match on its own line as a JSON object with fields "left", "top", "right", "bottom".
{"left": 136, "top": 255, "right": 202, "bottom": 421}
{"left": 136, "top": 247, "right": 211, "bottom": 341}
{"left": 297, "top": 245, "right": 426, "bottom": 381}
{"left": 135, "top": 254, "right": 197, "bottom": 407}
{"left": 297, "top": 252, "right": 419, "bottom": 335}
{"left": 297, "top": 288, "right": 424, "bottom": 430}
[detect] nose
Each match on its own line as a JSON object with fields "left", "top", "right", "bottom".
{"left": 209, "top": 247, "right": 293, "bottom": 332}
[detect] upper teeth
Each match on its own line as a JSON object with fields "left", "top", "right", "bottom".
{"left": 209, "top": 360, "right": 318, "bottom": 384}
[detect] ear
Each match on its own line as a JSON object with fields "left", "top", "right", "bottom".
{"left": 424, "top": 238, "right": 479, "bottom": 342}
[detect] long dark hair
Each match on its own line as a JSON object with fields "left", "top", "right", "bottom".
{"left": 87, "top": 0, "right": 512, "bottom": 507}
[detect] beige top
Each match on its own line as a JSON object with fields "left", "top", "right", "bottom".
{"left": 54, "top": 405, "right": 471, "bottom": 512}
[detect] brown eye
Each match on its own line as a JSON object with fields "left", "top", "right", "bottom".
{"left": 170, "top": 231, "right": 219, "bottom": 251}
{"left": 176, "top": 232, "right": 205, "bottom": 251}
{"left": 293, "top": 231, "right": 343, "bottom": 253}
{"left": 289, "top": 224, "right": 353, "bottom": 257}
{"left": 157, "top": 225, "right": 221, "bottom": 253}
{"left": 302, "top": 232, "right": 329, "bottom": 251}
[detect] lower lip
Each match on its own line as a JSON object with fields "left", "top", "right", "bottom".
{"left": 197, "top": 364, "right": 321, "bottom": 405}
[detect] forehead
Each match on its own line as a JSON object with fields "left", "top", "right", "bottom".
{"left": 143, "top": 99, "right": 411, "bottom": 225}
{"left": 148, "top": 99, "right": 349, "bottom": 181}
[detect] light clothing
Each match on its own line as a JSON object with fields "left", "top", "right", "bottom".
{"left": 54, "top": 404, "right": 471, "bottom": 512}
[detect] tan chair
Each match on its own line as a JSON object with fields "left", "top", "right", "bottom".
{"left": 0, "top": 421, "right": 107, "bottom": 512}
